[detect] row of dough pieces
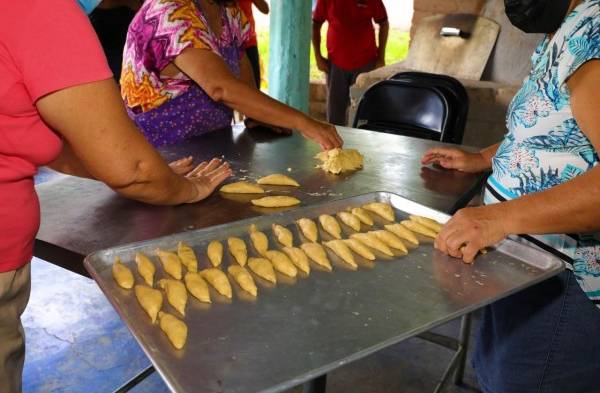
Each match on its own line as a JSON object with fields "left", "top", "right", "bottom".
{"left": 111, "top": 202, "right": 443, "bottom": 349}
{"left": 220, "top": 174, "right": 302, "bottom": 208}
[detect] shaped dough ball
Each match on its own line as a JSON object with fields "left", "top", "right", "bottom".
{"left": 272, "top": 224, "right": 294, "bottom": 247}
{"left": 300, "top": 243, "right": 332, "bottom": 271}
{"left": 249, "top": 224, "right": 269, "bottom": 256}
{"left": 200, "top": 268, "right": 233, "bottom": 299}
{"left": 248, "top": 257, "right": 277, "bottom": 284}
{"left": 265, "top": 250, "right": 298, "bottom": 278}
{"left": 370, "top": 230, "right": 408, "bottom": 254}
{"left": 409, "top": 215, "right": 443, "bottom": 233}
{"left": 155, "top": 249, "right": 183, "bottom": 280}
{"left": 220, "top": 181, "right": 264, "bottom": 194}
{"left": 315, "top": 148, "right": 364, "bottom": 174}
{"left": 337, "top": 211, "right": 361, "bottom": 232}
{"left": 350, "top": 233, "right": 394, "bottom": 257}
{"left": 135, "top": 252, "right": 155, "bottom": 287}
{"left": 319, "top": 214, "right": 342, "bottom": 239}
{"left": 112, "top": 257, "right": 134, "bottom": 289}
{"left": 135, "top": 284, "right": 163, "bottom": 324}
{"left": 282, "top": 246, "right": 311, "bottom": 274}
{"left": 158, "top": 311, "right": 188, "bottom": 350}
{"left": 257, "top": 174, "right": 300, "bottom": 187}
{"left": 297, "top": 218, "right": 319, "bottom": 242}
{"left": 158, "top": 279, "right": 188, "bottom": 317}
{"left": 228, "top": 237, "right": 248, "bottom": 266}
{"left": 384, "top": 224, "right": 419, "bottom": 246}
{"left": 401, "top": 220, "right": 437, "bottom": 238}
{"left": 344, "top": 239, "right": 376, "bottom": 261}
{"left": 177, "top": 241, "right": 198, "bottom": 273}
{"left": 251, "top": 196, "right": 301, "bottom": 208}
{"left": 184, "top": 272, "right": 211, "bottom": 303}
{"left": 362, "top": 202, "right": 395, "bottom": 222}
{"left": 227, "top": 265, "right": 258, "bottom": 297}
{"left": 207, "top": 240, "right": 223, "bottom": 267}
{"left": 324, "top": 240, "right": 357, "bottom": 270}
{"left": 351, "top": 207, "right": 374, "bottom": 226}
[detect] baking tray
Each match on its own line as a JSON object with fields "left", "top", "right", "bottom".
{"left": 84, "top": 192, "right": 564, "bottom": 393}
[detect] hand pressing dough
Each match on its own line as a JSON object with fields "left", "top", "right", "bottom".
{"left": 155, "top": 249, "right": 183, "bottom": 280}
{"left": 282, "top": 246, "right": 310, "bottom": 274}
{"left": 158, "top": 279, "right": 188, "bottom": 317}
{"left": 297, "top": 218, "right": 318, "bottom": 242}
{"left": 228, "top": 237, "right": 248, "bottom": 266}
{"left": 177, "top": 241, "right": 198, "bottom": 273}
{"left": 184, "top": 272, "right": 211, "bottom": 303}
{"left": 112, "top": 257, "right": 134, "bottom": 289}
{"left": 384, "top": 224, "right": 419, "bottom": 246}
{"left": 351, "top": 207, "right": 374, "bottom": 226}
{"left": 362, "top": 202, "right": 395, "bottom": 222}
{"left": 135, "top": 252, "right": 155, "bottom": 287}
{"left": 227, "top": 265, "right": 258, "bottom": 297}
{"left": 158, "top": 311, "right": 188, "bottom": 350}
{"left": 272, "top": 224, "right": 294, "bottom": 247}
{"left": 220, "top": 181, "right": 264, "bottom": 194}
{"left": 251, "top": 196, "right": 301, "bottom": 208}
{"left": 135, "top": 284, "right": 163, "bottom": 323}
{"left": 337, "top": 211, "right": 361, "bottom": 232}
{"left": 410, "top": 215, "right": 443, "bottom": 233}
{"left": 257, "top": 174, "right": 300, "bottom": 187}
{"left": 249, "top": 224, "right": 269, "bottom": 256}
{"left": 315, "top": 148, "right": 364, "bottom": 175}
{"left": 401, "top": 220, "right": 437, "bottom": 238}
{"left": 207, "top": 240, "right": 223, "bottom": 267}
{"left": 200, "top": 268, "right": 233, "bottom": 299}
{"left": 324, "top": 240, "right": 357, "bottom": 270}
{"left": 319, "top": 214, "right": 342, "bottom": 239}
{"left": 350, "top": 233, "right": 394, "bottom": 257}
{"left": 300, "top": 243, "right": 332, "bottom": 271}
{"left": 343, "top": 239, "right": 376, "bottom": 261}
{"left": 370, "top": 230, "right": 408, "bottom": 254}
{"left": 248, "top": 257, "right": 277, "bottom": 284}
{"left": 265, "top": 250, "right": 298, "bottom": 278}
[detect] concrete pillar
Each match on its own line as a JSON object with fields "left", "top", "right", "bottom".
{"left": 268, "top": 0, "right": 311, "bottom": 113}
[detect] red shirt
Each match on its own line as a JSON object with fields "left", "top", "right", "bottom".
{"left": 238, "top": 0, "right": 258, "bottom": 48}
{"left": 313, "top": 0, "right": 387, "bottom": 71}
{"left": 0, "top": 0, "right": 112, "bottom": 272}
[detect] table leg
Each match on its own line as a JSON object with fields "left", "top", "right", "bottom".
{"left": 303, "top": 374, "right": 327, "bottom": 393}
{"left": 453, "top": 313, "right": 472, "bottom": 385}
{"left": 112, "top": 364, "right": 156, "bottom": 393}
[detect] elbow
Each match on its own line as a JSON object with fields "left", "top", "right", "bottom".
{"left": 205, "top": 84, "right": 227, "bottom": 103}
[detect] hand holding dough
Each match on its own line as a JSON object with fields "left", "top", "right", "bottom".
{"left": 177, "top": 241, "right": 198, "bottom": 273}
{"left": 343, "top": 239, "right": 376, "bottom": 261}
{"left": 257, "top": 174, "right": 300, "bottom": 187}
{"left": 370, "top": 230, "right": 408, "bottom": 254}
{"left": 207, "top": 240, "right": 223, "bottom": 267}
{"left": 297, "top": 218, "right": 318, "bottom": 242}
{"left": 324, "top": 240, "right": 357, "bottom": 270}
{"left": 200, "top": 268, "right": 233, "bottom": 299}
{"left": 384, "top": 224, "right": 419, "bottom": 246}
{"left": 362, "top": 202, "right": 395, "bottom": 222}
{"left": 135, "top": 252, "right": 155, "bottom": 287}
{"left": 319, "top": 214, "right": 342, "bottom": 239}
{"left": 135, "top": 284, "right": 163, "bottom": 323}
{"left": 351, "top": 207, "right": 374, "bottom": 226}
{"left": 300, "top": 243, "right": 332, "bottom": 271}
{"left": 315, "top": 148, "right": 364, "bottom": 174}
{"left": 251, "top": 196, "right": 301, "bottom": 208}
{"left": 265, "top": 250, "right": 298, "bottom": 278}
{"left": 337, "top": 211, "right": 361, "bottom": 232}
{"left": 220, "top": 181, "right": 264, "bottom": 194}
{"left": 112, "top": 257, "right": 134, "bottom": 289}
{"left": 350, "top": 233, "right": 393, "bottom": 257}
{"left": 249, "top": 224, "right": 269, "bottom": 256}
{"left": 409, "top": 215, "right": 443, "bottom": 233}
{"left": 155, "top": 249, "right": 183, "bottom": 280}
{"left": 158, "top": 311, "right": 188, "bottom": 350}
{"left": 228, "top": 237, "right": 248, "bottom": 266}
{"left": 272, "top": 224, "right": 294, "bottom": 247}
{"left": 248, "top": 257, "right": 277, "bottom": 283}
{"left": 401, "top": 220, "right": 437, "bottom": 238}
{"left": 282, "top": 246, "right": 310, "bottom": 274}
{"left": 227, "top": 265, "right": 258, "bottom": 296}
{"left": 158, "top": 279, "right": 188, "bottom": 316}
{"left": 184, "top": 272, "right": 211, "bottom": 303}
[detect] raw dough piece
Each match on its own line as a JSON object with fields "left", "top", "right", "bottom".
{"left": 350, "top": 233, "right": 394, "bottom": 257}
{"left": 158, "top": 279, "right": 188, "bottom": 316}
{"left": 200, "top": 268, "right": 233, "bottom": 299}
{"left": 184, "top": 272, "right": 211, "bottom": 303}
{"left": 337, "top": 211, "right": 361, "bottom": 232}
{"left": 112, "top": 257, "right": 134, "bottom": 289}
{"left": 158, "top": 311, "right": 188, "bottom": 350}
{"left": 319, "top": 214, "right": 342, "bottom": 239}
{"left": 220, "top": 181, "right": 264, "bottom": 194}
{"left": 248, "top": 257, "right": 277, "bottom": 283}
{"left": 177, "top": 241, "right": 198, "bottom": 273}
{"left": 324, "top": 240, "right": 357, "bottom": 269}
{"left": 207, "top": 240, "right": 223, "bottom": 267}
{"left": 155, "top": 249, "right": 183, "bottom": 280}
{"left": 135, "top": 252, "right": 155, "bottom": 287}
{"left": 249, "top": 224, "right": 269, "bottom": 256}
{"left": 401, "top": 220, "right": 437, "bottom": 238}
{"left": 264, "top": 250, "right": 298, "bottom": 278}
{"left": 228, "top": 237, "right": 248, "bottom": 266}
{"left": 251, "top": 196, "right": 301, "bottom": 208}
{"left": 370, "top": 230, "right": 408, "bottom": 254}
{"left": 257, "top": 174, "right": 300, "bottom": 187}
{"left": 300, "top": 243, "right": 332, "bottom": 271}
{"left": 384, "top": 224, "right": 419, "bottom": 246}
{"left": 315, "top": 148, "right": 364, "bottom": 175}
{"left": 410, "top": 215, "right": 443, "bottom": 233}
{"left": 227, "top": 265, "right": 258, "bottom": 296}
{"left": 272, "top": 224, "right": 294, "bottom": 247}
{"left": 297, "top": 218, "right": 318, "bottom": 242}
{"left": 362, "top": 202, "right": 395, "bottom": 222}
{"left": 282, "top": 246, "right": 310, "bottom": 274}
{"left": 351, "top": 207, "right": 374, "bottom": 226}
{"left": 343, "top": 239, "right": 376, "bottom": 261}
{"left": 134, "top": 284, "right": 163, "bottom": 323}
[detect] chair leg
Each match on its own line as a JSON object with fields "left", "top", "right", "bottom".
{"left": 303, "top": 374, "right": 327, "bottom": 393}
{"left": 453, "top": 313, "right": 472, "bottom": 385}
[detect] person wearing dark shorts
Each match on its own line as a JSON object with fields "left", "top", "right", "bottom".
{"left": 238, "top": 0, "right": 269, "bottom": 89}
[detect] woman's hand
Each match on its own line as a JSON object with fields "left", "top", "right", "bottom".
{"left": 184, "top": 158, "right": 232, "bottom": 203}
{"left": 297, "top": 118, "right": 343, "bottom": 150}
{"left": 169, "top": 156, "right": 195, "bottom": 175}
{"left": 435, "top": 205, "right": 508, "bottom": 264}
{"left": 421, "top": 147, "right": 490, "bottom": 173}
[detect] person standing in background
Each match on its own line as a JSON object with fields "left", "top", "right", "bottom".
{"left": 312, "top": 0, "right": 389, "bottom": 126}
{"left": 238, "top": 0, "right": 269, "bottom": 88}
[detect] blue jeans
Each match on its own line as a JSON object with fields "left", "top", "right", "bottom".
{"left": 473, "top": 270, "right": 600, "bottom": 393}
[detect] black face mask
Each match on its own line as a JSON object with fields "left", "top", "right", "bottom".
{"left": 504, "top": 0, "right": 572, "bottom": 34}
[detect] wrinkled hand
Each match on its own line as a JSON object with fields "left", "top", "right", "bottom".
{"left": 435, "top": 206, "right": 508, "bottom": 264}
{"left": 185, "top": 158, "right": 232, "bottom": 203}
{"left": 169, "top": 156, "right": 195, "bottom": 175}
{"left": 316, "top": 56, "right": 330, "bottom": 74}
{"left": 244, "top": 118, "right": 293, "bottom": 135}
{"left": 298, "top": 118, "right": 343, "bottom": 150}
{"left": 421, "top": 147, "right": 489, "bottom": 173}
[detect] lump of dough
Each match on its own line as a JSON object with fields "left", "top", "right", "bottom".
{"left": 351, "top": 207, "right": 374, "bottom": 226}
{"left": 296, "top": 218, "right": 318, "bottom": 242}
{"left": 228, "top": 237, "right": 248, "bottom": 266}
{"left": 158, "top": 311, "right": 188, "bottom": 350}
{"left": 251, "top": 196, "right": 301, "bottom": 208}
{"left": 319, "top": 214, "right": 342, "bottom": 239}
{"left": 200, "top": 268, "right": 233, "bottom": 299}
{"left": 112, "top": 257, "right": 134, "bottom": 289}
{"left": 135, "top": 284, "right": 163, "bottom": 323}
{"left": 264, "top": 250, "right": 298, "bottom": 278}
{"left": 155, "top": 249, "right": 183, "bottom": 280}
{"left": 257, "top": 174, "right": 300, "bottom": 187}
{"left": 220, "top": 181, "right": 264, "bottom": 194}
{"left": 249, "top": 224, "right": 269, "bottom": 256}
{"left": 384, "top": 224, "right": 419, "bottom": 246}
{"left": 324, "top": 240, "right": 357, "bottom": 270}
{"left": 350, "top": 233, "right": 393, "bottom": 257}
{"left": 337, "top": 211, "right": 361, "bottom": 232}
{"left": 227, "top": 265, "right": 258, "bottom": 297}
{"left": 315, "top": 148, "right": 364, "bottom": 175}
{"left": 409, "top": 215, "right": 443, "bottom": 233}
{"left": 343, "top": 239, "right": 376, "bottom": 261}
{"left": 158, "top": 279, "right": 188, "bottom": 317}
{"left": 401, "top": 220, "right": 437, "bottom": 238}
{"left": 282, "top": 246, "right": 311, "bottom": 274}
{"left": 207, "top": 240, "right": 223, "bottom": 267}
{"left": 300, "top": 243, "right": 332, "bottom": 271}
{"left": 370, "top": 230, "right": 408, "bottom": 254}
{"left": 135, "top": 252, "right": 155, "bottom": 287}
{"left": 184, "top": 272, "right": 211, "bottom": 303}
{"left": 362, "top": 202, "right": 395, "bottom": 222}
{"left": 272, "top": 224, "right": 294, "bottom": 247}
{"left": 248, "top": 257, "right": 277, "bottom": 284}
{"left": 177, "top": 241, "right": 198, "bottom": 273}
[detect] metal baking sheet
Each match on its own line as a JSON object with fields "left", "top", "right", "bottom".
{"left": 84, "top": 192, "right": 564, "bottom": 393}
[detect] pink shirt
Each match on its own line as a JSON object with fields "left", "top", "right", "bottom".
{"left": 0, "top": 0, "right": 112, "bottom": 272}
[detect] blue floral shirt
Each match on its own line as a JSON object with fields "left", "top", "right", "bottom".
{"left": 484, "top": 0, "right": 600, "bottom": 307}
